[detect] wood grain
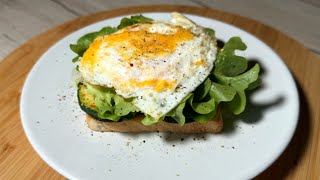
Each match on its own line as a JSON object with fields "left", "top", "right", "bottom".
{"left": 0, "top": 5, "right": 319, "bottom": 180}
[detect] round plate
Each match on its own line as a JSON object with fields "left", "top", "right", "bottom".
{"left": 20, "top": 13, "right": 299, "bottom": 180}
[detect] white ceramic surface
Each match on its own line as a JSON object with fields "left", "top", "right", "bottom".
{"left": 20, "top": 13, "right": 299, "bottom": 180}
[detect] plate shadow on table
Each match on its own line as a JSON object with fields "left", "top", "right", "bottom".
{"left": 254, "top": 78, "right": 311, "bottom": 179}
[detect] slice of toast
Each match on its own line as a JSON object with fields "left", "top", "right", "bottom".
{"left": 86, "top": 110, "right": 223, "bottom": 133}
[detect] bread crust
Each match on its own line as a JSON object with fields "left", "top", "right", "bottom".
{"left": 86, "top": 110, "right": 223, "bottom": 133}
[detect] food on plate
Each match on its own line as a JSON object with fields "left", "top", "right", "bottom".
{"left": 70, "top": 12, "right": 260, "bottom": 133}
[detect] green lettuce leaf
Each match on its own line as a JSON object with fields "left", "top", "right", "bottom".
{"left": 72, "top": 56, "right": 80, "bottom": 63}
{"left": 186, "top": 81, "right": 236, "bottom": 123}
{"left": 227, "top": 65, "right": 260, "bottom": 114}
{"left": 204, "top": 28, "right": 216, "bottom": 40}
{"left": 192, "top": 109, "right": 217, "bottom": 123}
{"left": 166, "top": 94, "right": 192, "bottom": 126}
{"left": 193, "top": 77, "right": 211, "bottom": 101}
{"left": 188, "top": 94, "right": 216, "bottom": 115}
{"left": 85, "top": 83, "right": 138, "bottom": 121}
{"left": 247, "top": 78, "right": 262, "bottom": 90}
{"left": 209, "top": 82, "right": 237, "bottom": 103}
{"left": 113, "top": 96, "right": 139, "bottom": 116}
{"left": 227, "top": 89, "right": 246, "bottom": 115}
{"left": 214, "top": 37, "right": 248, "bottom": 77}
{"left": 70, "top": 27, "right": 117, "bottom": 61}
{"left": 141, "top": 116, "right": 165, "bottom": 126}
{"left": 117, "top": 15, "right": 153, "bottom": 29}
{"left": 213, "top": 38, "right": 260, "bottom": 114}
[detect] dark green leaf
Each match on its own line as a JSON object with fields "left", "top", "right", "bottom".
{"left": 97, "top": 27, "right": 117, "bottom": 36}
{"left": 113, "top": 96, "right": 138, "bottom": 116}
{"left": 209, "top": 82, "right": 237, "bottom": 103}
{"left": 247, "top": 78, "right": 262, "bottom": 90}
{"left": 204, "top": 28, "right": 215, "bottom": 39}
{"left": 214, "top": 37, "right": 248, "bottom": 77}
{"left": 193, "top": 78, "right": 212, "bottom": 101}
{"left": 70, "top": 27, "right": 117, "bottom": 60}
{"left": 117, "top": 15, "right": 153, "bottom": 29}
{"left": 192, "top": 109, "right": 217, "bottom": 123}
{"left": 72, "top": 56, "right": 80, "bottom": 62}
{"left": 230, "top": 64, "right": 260, "bottom": 90}
{"left": 227, "top": 89, "right": 246, "bottom": 114}
{"left": 223, "top": 36, "right": 247, "bottom": 51}
{"left": 188, "top": 94, "right": 216, "bottom": 114}
{"left": 166, "top": 94, "right": 192, "bottom": 126}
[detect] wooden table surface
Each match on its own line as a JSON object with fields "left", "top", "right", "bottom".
{"left": 0, "top": 4, "right": 320, "bottom": 180}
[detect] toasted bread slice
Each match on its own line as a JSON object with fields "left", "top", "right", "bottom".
{"left": 86, "top": 109, "right": 223, "bottom": 133}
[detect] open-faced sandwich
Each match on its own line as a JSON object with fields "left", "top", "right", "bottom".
{"left": 70, "top": 12, "right": 260, "bottom": 133}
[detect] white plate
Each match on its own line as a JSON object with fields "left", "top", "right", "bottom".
{"left": 20, "top": 13, "right": 299, "bottom": 180}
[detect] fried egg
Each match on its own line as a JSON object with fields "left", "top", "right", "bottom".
{"left": 79, "top": 12, "right": 217, "bottom": 119}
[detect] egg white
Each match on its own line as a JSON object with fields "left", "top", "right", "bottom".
{"left": 79, "top": 13, "right": 217, "bottom": 119}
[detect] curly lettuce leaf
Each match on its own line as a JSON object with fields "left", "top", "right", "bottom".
{"left": 248, "top": 78, "right": 262, "bottom": 90}
{"left": 192, "top": 109, "right": 217, "bottom": 123}
{"left": 113, "top": 96, "right": 139, "bottom": 116}
{"left": 204, "top": 28, "right": 216, "bottom": 39}
{"left": 166, "top": 94, "right": 192, "bottom": 126}
{"left": 86, "top": 83, "right": 138, "bottom": 121}
{"left": 187, "top": 81, "right": 236, "bottom": 123}
{"left": 209, "top": 82, "right": 237, "bottom": 103}
{"left": 193, "top": 77, "right": 211, "bottom": 101}
{"left": 213, "top": 38, "right": 260, "bottom": 115}
{"left": 215, "top": 64, "right": 260, "bottom": 115}
{"left": 214, "top": 37, "right": 248, "bottom": 77}
{"left": 188, "top": 94, "right": 216, "bottom": 115}
{"left": 141, "top": 115, "right": 164, "bottom": 126}
{"left": 117, "top": 15, "right": 153, "bottom": 29}
{"left": 70, "top": 27, "right": 117, "bottom": 61}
